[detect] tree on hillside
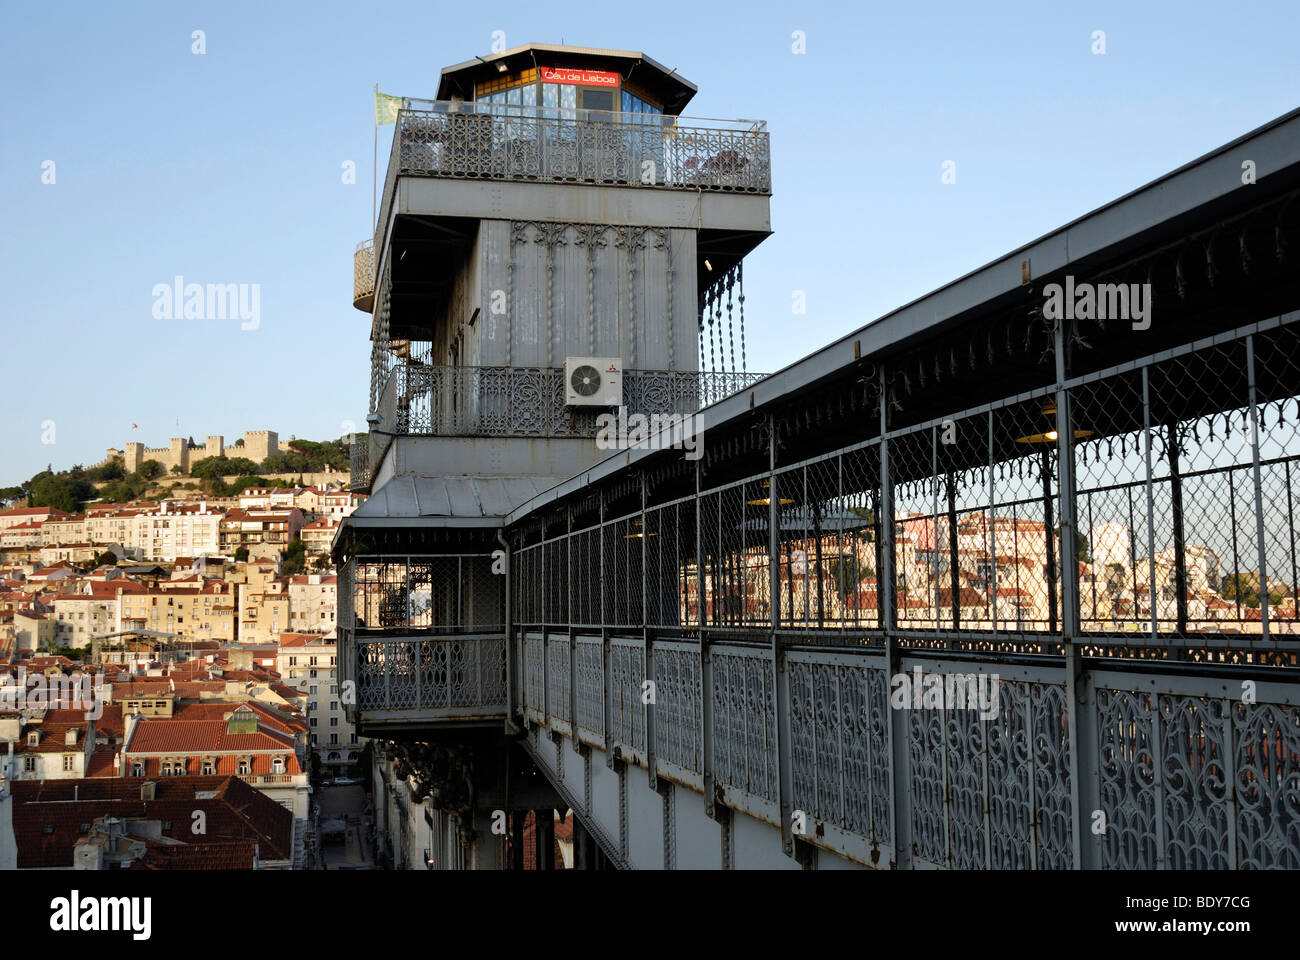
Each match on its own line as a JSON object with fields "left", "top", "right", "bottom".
{"left": 87, "top": 458, "right": 126, "bottom": 482}
{"left": 234, "top": 546, "right": 250, "bottom": 562}
{"left": 281, "top": 539, "right": 308, "bottom": 576}
{"left": 27, "top": 471, "right": 96, "bottom": 513}
{"left": 137, "top": 459, "right": 164, "bottom": 480}
{"left": 191, "top": 456, "right": 261, "bottom": 479}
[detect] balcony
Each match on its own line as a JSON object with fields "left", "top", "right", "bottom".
{"left": 353, "top": 239, "right": 376, "bottom": 313}
{"left": 353, "top": 635, "right": 507, "bottom": 725}
{"left": 240, "top": 773, "right": 302, "bottom": 786}
{"left": 371, "top": 100, "right": 770, "bottom": 259}
{"left": 339, "top": 555, "right": 506, "bottom": 728}
{"left": 372, "top": 364, "right": 767, "bottom": 439}
{"left": 349, "top": 433, "right": 369, "bottom": 493}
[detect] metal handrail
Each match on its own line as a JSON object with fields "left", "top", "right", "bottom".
{"left": 371, "top": 100, "right": 771, "bottom": 262}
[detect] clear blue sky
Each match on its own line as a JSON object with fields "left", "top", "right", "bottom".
{"left": 2, "top": 0, "right": 1297, "bottom": 486}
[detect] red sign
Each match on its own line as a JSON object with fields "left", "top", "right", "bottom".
{"left": 540, "top": 67, "right": 619, "bottom": 87}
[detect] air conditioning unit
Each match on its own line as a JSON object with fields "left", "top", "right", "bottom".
{"left": 564, "top": 357, "right": 622, "bottom": 407}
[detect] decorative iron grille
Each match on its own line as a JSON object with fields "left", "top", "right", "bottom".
{"left": 370, "top": 364, "right": 765, "bottom": 438}
{"left": 383, "top": 100, "right": 769, "bottom": 198}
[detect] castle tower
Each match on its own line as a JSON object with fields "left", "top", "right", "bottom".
{"left": 168, "top": 438, "right": 189, "bottom": 474}
{"left": 205, "top": 435, "right": 224, "bottom": 461}
{"left": 124, "top": 442, "right": 144, "bottom": 474}
{"left": 243, "top": 430, "right": 278, "bottom": 463}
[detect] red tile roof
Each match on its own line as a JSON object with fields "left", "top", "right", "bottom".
{"left": 126, "top": 717, "right": 298, "bottom": 757}
{"left": 10, "top": 775, "right": 293, "bottom": 867}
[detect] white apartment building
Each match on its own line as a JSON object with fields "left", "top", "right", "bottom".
{"left": 129, "top": 502, "right": 222, "bottom": 561}
{"left": 239, "top": 487, "right": 302, "bottom": 510}
{"left": 287, "top": 574, "right": 337, "bottom": 633}
{"left": 275, "top": 634, "right": 359, "bottom": 773}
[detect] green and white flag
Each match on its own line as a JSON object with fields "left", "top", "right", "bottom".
{"left": 374, "top": 90, "right": 402, "bottom": 125}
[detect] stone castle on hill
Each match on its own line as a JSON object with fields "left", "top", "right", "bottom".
{"left": 97, "top": 430, "right": 288, "bottom": 475}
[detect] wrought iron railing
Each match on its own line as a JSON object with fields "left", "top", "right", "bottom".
{"left": 353, "top": 239, "right": 376, "bottom": 312}
{"left": 373, "top": 101, "right": 770, "bottom": 259}
{"left": 513, "top": 629, "right": 1298, "bottom": 869}
{"left": 349, "top": 433, "right": 369, "bottom": 492}
{"left": 354, "top": 635, "right": 507, "bottom": 719}
{"left": 374, "top": 365, "right": 766, "bottom": 438}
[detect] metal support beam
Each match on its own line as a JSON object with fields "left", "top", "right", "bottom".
{"left": 498, "top": 529, "right": 518, "bottom": 732}
{"left": 1166, "top": 421, "right": 1189, "bottom": 634}
{"left": 697, "top": 459, "right": 718, "bottom": 820}
{"left": 569, "top": 504, "right": 581, "bottom": 753}
{"left": 884, "top": 635, "right": 912, "bottom": 869}
{"left": 1246, "top": 335, "right": 1271, "bottom": 638}
{"left": 642, "top": 474, "right": 658, "bottom": 791}
{"left": 879, "top": 369, "right": 897, "bottom": 634}
{"left": 1054, "top": 313, "right": 1080, "bottom": 640}
{"left": 769, "top": 414, "right": 795, "bottom": 859}
{"left": 946, "top": 469, "right": 960, "bottom": 632}
{"left": 1064, "top": 644, "right": 1101, "bottom": 869}
{"left": 1142, "top": 368, "right": 1158, "bottom": 639}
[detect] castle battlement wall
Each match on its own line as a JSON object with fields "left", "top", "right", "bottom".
{"left": 111, "top": 431, "right": 285, "bottom": 475}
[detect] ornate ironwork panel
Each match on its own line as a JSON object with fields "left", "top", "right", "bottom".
{"left": 1096, "top": 687, "right": 1160, "bottom": 869}
{"left": 711, "top": 646, "right": 778, "bottom": 803}
{"left": 1159, "top": 694, "right": 1231, "bottom": 869}
{"left": 944, "top": 703, "right": 988, "bottom": 868}
{"left": 353, "top": 636, "right": 506, "bottom": 716}
{"left": 654, "top": 642, "right": 701, "bottom": 773}
{"left": 1030, "top": 683, "right": 1074, "bottom": 869}
{"left": 524, "top": 633, "right": 545, "bottom": 721}
{"left": 909, "top": 703, "right": 948, "bottom": 866}
{"left": 548, "top": 634, "right": 571, "bottom": 724}
{"left": 384, "top": 102, "right": 771, "bottom": 195}
{"left": 609, "top": 638, "right": 647, "bottom": 757}
{"left": 575, "top": 637, "right": 604, "bottom": 741}
{"left": 1232, "top": 699, "right": 1300, "bottom": 869}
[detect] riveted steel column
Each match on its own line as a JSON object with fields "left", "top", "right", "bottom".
{"left": 988, "top": 410, "right": 997, "bottom": 633}
{"left": 1053, "top": 314, "right": 1080, "bottom": 640}
{"left": 1065, "top": 642, "right": 1101, "bottom": 868}
{"left": 880, "top": 371, "right": 912, "bottom": 868}
{"left": 500, "top": 531, "right": 518, "bottom": 730}
{"left": 698, "top": 460, "right": 718, "bottom": 819}
{"left": 540, "top": 520, "right": 548, "bottom": 727}
{"left": 946, "top": 469, "right": 960, "bottom": 631}
{"left": 770, "top": 413, "right": 795, "bottom": 858}
{"left": 1055, "top": 304, "right": 1097, "bottom": 868}
{"left": 1143, "top": 369, "right": 1158, "bottom": 639}
{"left": 878, "top": 369, "right": 897, "bottom": 635}
{"left": 644, "top": 473, "right": 658, "bottom": 791}
{"left": 601, "top": 490, "right": 616, "bottom": 770}
{"left": 569, "top": 505, "right": 581, "bottom": 753}
{"left": 1166, "top": 420, "right": 1189, "bottom": 633}
{"left": 1246, "top": 335, "right": 1271, "bottom": 638}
